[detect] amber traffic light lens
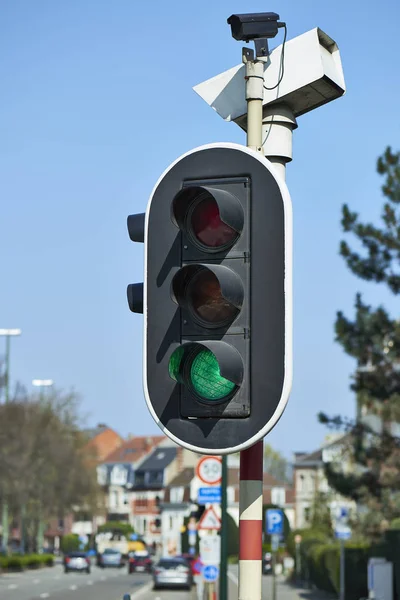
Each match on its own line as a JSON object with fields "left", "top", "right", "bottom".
{"left": 190, "top": 196, "right": 238, "bottom": 250}
{"left": 187, "top": 270, "right": 238, "bottom": 328}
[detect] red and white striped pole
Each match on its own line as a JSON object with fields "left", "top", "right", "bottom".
{"left": 239, "top": 440, "right": 264, "bottom": 600}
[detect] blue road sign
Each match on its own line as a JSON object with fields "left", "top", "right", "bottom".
{"left": 266, "top": 509, "right": 284, "bottom": 535}
{"left": 334, "top": 526, "right": 351, "bottom": 540}
{"left": 203, "top": 565, "right": 219, "bottom": 582}
{"left": 198, "top": 487, "right": 222, "bottom": 505}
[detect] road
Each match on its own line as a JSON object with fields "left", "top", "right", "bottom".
{"left": 0, "top": 564, "right": 196, "bottom": 600}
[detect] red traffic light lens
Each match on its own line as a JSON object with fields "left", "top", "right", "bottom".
{"left": 190, "top": 196, "right": 238, "bottom": 250}
{"left": 187, "top": 270, "right": 238, "bottom": 328}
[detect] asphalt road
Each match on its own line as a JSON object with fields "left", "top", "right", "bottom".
{"left": 0, "top": 564, "right": 153, "bottom": 600}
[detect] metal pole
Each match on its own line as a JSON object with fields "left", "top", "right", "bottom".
{"left": 239, "top": 441, "right": 263, "bottom": 600}
{"left": 237, "top": 52, "right": 265, "bottom": 600}
{"left": 5, "top": 335, "right": 10, "bottom": 403}
{"left": 339, "top": 539, "right": 345, "bottom": 600}
{"left": 219, "top": 455, "right": 228, "bottom": 600}
{"left": 272, "top": 549, "right": 277, "bottom": 600}
{"left": 262, "top": 103, "right": 297, "bottom": 182}
{"left": 1, "top": 335, "right": 11, "bottom": 552}
{"left": 295, "top": 542, "right": 301, "bottom": 581}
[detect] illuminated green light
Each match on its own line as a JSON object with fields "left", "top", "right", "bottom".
{"left": 168, "top": 346, "right": 185, "bottom": 382}
{"left": 190, "top": 349, "right": 235, "bottom": 401}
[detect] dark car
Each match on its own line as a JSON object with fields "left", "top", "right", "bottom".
{"left": 153, "top": 557, "right": 192, "bottom": 590}
{"left": 128, "top": 552, "right": 153, "bottom": 574}
{"left": 64, "top": 552, "right": 91, "bottom": 574}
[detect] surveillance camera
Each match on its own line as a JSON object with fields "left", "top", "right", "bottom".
{"left": 227, "top": 12, "right": 280, "bottom": 42}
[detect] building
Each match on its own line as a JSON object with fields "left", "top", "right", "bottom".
{"left": 293, "top": 435, "right": 355, "bottom": 529}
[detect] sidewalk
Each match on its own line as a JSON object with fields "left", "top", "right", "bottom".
{"left": 227, "top": 569, "right": 335, "bottom": 600}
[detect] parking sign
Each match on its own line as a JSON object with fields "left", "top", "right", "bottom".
{"left": 266, "top": 509, "right": 284, "bottom": 535}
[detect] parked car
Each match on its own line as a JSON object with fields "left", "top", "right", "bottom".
{"left": 98, "top": 548, "right": 124, "bottom": 568}
{"left": 128, "top": 552, "right": 153, "bottom": 574}
{"left": 262, "top": 552, "right": 273, "bottom": 575}
{"left": 153, "top": 557, "right": 192, "bottom": 590}
{"left": 64, "top": 552, "right": 91, "bottom": 574}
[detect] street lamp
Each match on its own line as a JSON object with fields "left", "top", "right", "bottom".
{"left": 32, "top": 379, "right": 53, "bottom": 553}
{"left": 0, "top": 328, "right": 21, "bottom": 554}
{"left": 0, "top": 329, "right": 22, "bottom": 404}
{"left": 32, "top": 379, "right": 54, "bottom": 401}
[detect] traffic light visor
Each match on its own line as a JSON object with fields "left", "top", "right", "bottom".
{"left": 171, "top": 264, "right": 244, "bottom": 329}
{"left": 172, "top": 186, "right": 244, "bottom": 252}
{"left": 168, "top": 341, "right": 244, "bottom": 404}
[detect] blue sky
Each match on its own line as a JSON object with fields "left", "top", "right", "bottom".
{"left": 1, "top": 0, "right": 399, "bottom": 460}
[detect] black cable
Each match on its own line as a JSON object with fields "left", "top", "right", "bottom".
{"left": 263, "top": 23, "right": 287, "bottom": 91}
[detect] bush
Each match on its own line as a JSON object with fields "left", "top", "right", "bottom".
{"left": 0, "top": 554, "right": 54, "bottom": 572}
{"left": 60, "top": 534, "right": 81, "bottom": 554}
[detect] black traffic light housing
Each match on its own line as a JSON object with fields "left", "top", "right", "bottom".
{"left": 127, "top": 143, "right": 292, "bottom": 454}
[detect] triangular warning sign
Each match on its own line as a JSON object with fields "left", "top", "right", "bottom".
{"left": 198, "top": 506, "right": 221, "bottom": 531}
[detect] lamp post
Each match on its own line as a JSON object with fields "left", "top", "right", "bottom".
{"left": 32, "top": 379, "right": 54, "bottom": 401}
{"left": 0, "top": 328, "right": 22, "bottom": 553}
{"left": 32, "top": 379, "right": 53, "bottom": 552}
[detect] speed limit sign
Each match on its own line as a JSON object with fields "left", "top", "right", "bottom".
{"left": 196, "top": 456, "right": 222, "bottom": 485}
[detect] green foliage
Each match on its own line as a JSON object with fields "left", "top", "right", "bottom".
{"left": 340, "top": 147, "right": 400, "bottom": 293}
{"left": 60, "top": 534, "right": 80, "bottom": 554}
{"left": 97, "top": 521, "right": 134, "bottom": 537}
{"left": 0, "top": 554, "right": 54, "bottom": 571}
{"left": 264, "top": 444, "right": 291, "bottom": 482}
{"left": 320, "top": 146, "right": 400, "bottom": 539}
{"left": 389, "top": 517, "right": 400, "bottom": 529}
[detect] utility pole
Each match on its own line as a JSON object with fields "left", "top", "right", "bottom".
{"left": 219, "top": 455, "right": 228, "bottom": 600}
{"left": 0, "top": 328, "right": 21, "bottom": 554}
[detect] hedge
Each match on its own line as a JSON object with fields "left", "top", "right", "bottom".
{"left": 0, "top": 554, "right": 54, "bottom": 572}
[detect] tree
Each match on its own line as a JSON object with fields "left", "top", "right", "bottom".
{"left": 264, "top": 444, "right": 291, "bottom": 482}
{"left": 0, "top": 389, "right": 101, "bottom": 551}
{"left": 319, "top": 147, "right": 400, "bottom": 539}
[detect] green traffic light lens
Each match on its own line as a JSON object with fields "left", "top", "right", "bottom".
{"left": 168, "top": 346, "right": 185, "bottom": 382}
{"left": 189, "top": 349, "right": 236, "bottom": 401}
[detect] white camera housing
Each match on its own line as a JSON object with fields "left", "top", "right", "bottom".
{"left": 194, "top": 27, "right": 345, "bottom": 129}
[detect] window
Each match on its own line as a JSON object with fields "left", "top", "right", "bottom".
{"left": 304, "top": 507, "right": 310, "bottom": 522}
{"left": 135, "top": 471, "right": 145, "bottom": 486}
{"left": 148, "top": 470, "right": 163, "bottom": 485}
{"left": 170, "top": 487, "right": 184, "bottom": 503}
{"left": 298, "top": 474, "right": 304, "bottom": 491}
{"left": 110, "top": 490, "right": 119, "bottom": 509}
{"left": 110, "top": 464, "right": 128, "bottom": 486}
{"left": 271, "top": 487, "right": 286, "bottom": 506}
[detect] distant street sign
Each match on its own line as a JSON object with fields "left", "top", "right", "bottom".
{"left": 196, "top": 456, "right": 222, "bottom": 485}
{"left": 198, "top": 506, "right": 221, "bottom": 531}
{"left": 334, "top": 526, "right": 352, "bottom": 540}
{"left": 266, "top": 509, "right": 284, "bottom": 535}
{"left": 198, "top": 487, "right": 222, "bottom": 505}
{"left": 200, "top": 535, "right": 221, "bottom": 565}
{"left": 203, "top": 564, "right": 219, "bottom": 582}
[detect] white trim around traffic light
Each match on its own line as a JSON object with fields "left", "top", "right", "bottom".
{"left": 142, "top": 142, "right": 293, "bottom": 455}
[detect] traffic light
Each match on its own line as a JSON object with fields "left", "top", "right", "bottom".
{"left": 127, "top": 142, "right": 292, "bottom": 454}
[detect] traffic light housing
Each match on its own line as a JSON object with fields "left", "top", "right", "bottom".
{"left": 127, "top": 142, "right": 292, "bottom": 454}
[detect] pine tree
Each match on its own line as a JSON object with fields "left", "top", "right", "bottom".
{"left": 319, "top": 147, "right": 400, "bottom": 539}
